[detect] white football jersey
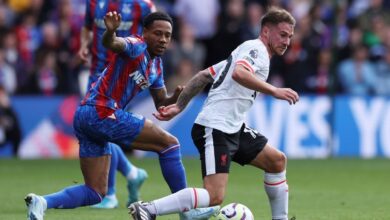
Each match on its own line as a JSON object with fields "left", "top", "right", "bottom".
{"left": 195, "top": 39, "right": 270, "bottom": 133}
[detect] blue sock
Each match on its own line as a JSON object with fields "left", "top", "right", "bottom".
{"left": 107, "top": 143, "right": 118, "bottom": 196}
{"left": 44, "top": 185, "right": 102, "bottom": 209}
{"left": 158, "top": 144, "right": 187, "bottom": 193}
{"left": 113, "top": 144, "right": 132, "bottom": 177}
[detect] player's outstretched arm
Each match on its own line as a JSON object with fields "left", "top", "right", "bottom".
{"left": 102, "top": 11, "right": 126, "bottom": 53}
{"left": 150, "top": 85, "right": 184, "bottom": 109}
{"left": 153, "top": 69, "right": 214, "bottom": 121}
{"left": 232, "top": 64, "right": 299, "bottom": 104}
{"left": 176, "top": 69, "right": 213, "bottom": 109}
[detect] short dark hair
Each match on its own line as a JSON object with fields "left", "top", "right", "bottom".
{"left": 143, "top": 11, "right": 173, "bottom": 29}
{"left": 260, "top": 7, "right": 296, "bottom": 28}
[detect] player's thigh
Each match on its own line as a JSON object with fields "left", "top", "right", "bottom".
{"left": 80, "top": 155, "right": 111, "bottom": 195}
{"left": 131, "top": 118, "right": 178, "bottom": 152}
{"left": 74, "top": 106, "right": 143, "bottom": 149}
{"left": 250, "top": 144, "right": 286, "bottom": 173}
{"left": 74, "top": 106, "right": 113, "bottom": 157}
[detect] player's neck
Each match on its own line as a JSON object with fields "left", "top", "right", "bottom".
{"left": 259, "top": 36, "right": 272, "bottom": 58}
{"left": 146, "top": 48, "right": 156, "bottom": 59}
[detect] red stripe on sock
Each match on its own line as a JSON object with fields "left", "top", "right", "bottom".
{"left": 264, "top": 179, "right": 287, "bottom": 186}
{"left": 192, "top": 188, "right": 198, "bottom": 208}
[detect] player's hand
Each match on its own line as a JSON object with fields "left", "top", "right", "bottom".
{"left": 77, "top": 47, "right": 89, "bottom": 64}
{"left": 153, "top": 104, "right": 182, "bottom": 121}
{"left": 272, "top": 88, "right": 299, "bottom": 105}
{"left": 104, "top": 11, "right": 122, "bottom": 32}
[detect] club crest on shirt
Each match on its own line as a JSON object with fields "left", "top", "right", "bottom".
{"left": 129, "top": 70, "right": 150, "bottom": 89}
{"left": 249, "top": 49, "right": 258, "bottom": 59}
{"left": 122, "top": 4, "right": 132, "bottom": 14}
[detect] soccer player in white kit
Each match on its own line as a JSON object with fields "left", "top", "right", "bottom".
{"left": 130, "top": 7, "right": 299, "bottom": 220}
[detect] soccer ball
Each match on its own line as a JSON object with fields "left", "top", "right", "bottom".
{"left": 213, "top": 203, "right": 254, "bottom": 220}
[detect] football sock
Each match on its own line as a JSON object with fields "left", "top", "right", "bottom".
{"left": 107, "top": 143, "right": 119, "bottom": 195}
{"left": 264, "top": 171, "right": 289, "bottom": 220}
{"left": 44, "top": 184, "right": 102, "bottom": 209}
{"left": 110, "top": 143, "right": 139, "bottom": 181}
{"left": 104, "top": 194, "right": 117, "bottom": 200}
{"left": 113, "top": 143, "right": 138, "bottom": 180}
{"left": 158, "top": 144, "right": 187, "bottom": 192}
{"left": 144, "top": 188, "right": 210, "bottom": 215}
{"left": 126, "top": 165, "right": 138, "bottom": 180}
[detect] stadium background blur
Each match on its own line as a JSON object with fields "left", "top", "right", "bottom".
{"left": 1, "top": 0, "right": 390, "bottom": 159}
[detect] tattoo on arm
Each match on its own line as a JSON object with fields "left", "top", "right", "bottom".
{"left": 102, "top": 30, "right": 125, "bottom": 53}
{"left": 177, "top": 70, "right": 213, "bottom": 110}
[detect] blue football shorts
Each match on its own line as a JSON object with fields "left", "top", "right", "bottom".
{"left": 73, "top": 105, "right": 145, "bottom": 158}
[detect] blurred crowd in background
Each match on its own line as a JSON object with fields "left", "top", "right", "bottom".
{"left": 1, "top": 0, "right": 390, "bottom": 97}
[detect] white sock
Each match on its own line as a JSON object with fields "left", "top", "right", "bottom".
{"left": 264, "top": 171, "right": 289, "bottom": 220}
{"left": 126, "top": 167, "right": 138, "bottom": 180}
{"left": 41, "top": 196, "right": 48, "bottom": 211}
{"left": 144, "top": 188, "right": 210, "bottom": 215}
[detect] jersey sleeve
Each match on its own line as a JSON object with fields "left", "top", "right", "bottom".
{"left": 84, "top": 0, "right": 93, "bottom": 29}
{"left": 234, "top": 42, "right": 259, "bottom": 74}
{"left": 208, "top": 59, "right": 227, "bottom": 79}
{"left": 122, "top": 36, "right": 147, "bottom": 58}
{"left": 150, "top": 58, "right": 165, "bottom": 89}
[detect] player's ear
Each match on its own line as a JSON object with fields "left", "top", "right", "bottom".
{"left": 263, "top": 25, "right": 270, "bottom": 38}
{"left": 142, "top": 28, "right": 150, "bottom": 39}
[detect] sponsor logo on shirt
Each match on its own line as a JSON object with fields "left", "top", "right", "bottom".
{"left": 129, "top": 70, "right": 150, "bottom": 89}
{"left": 94, "top": 18, "right": 133, "bottom": 30}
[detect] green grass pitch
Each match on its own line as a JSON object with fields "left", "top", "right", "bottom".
{"left": 0, "top": 157, "right": 389, "bottom": 220}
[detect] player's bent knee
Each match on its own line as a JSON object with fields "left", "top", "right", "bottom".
{"left": 271, "top": 152, "right": 287, "bottom": 172}
{"left": 156, "top": 134, "right": 179, "bottom": 153}
{"left": 166, "top": 134, "right": 179, "bottom": 146}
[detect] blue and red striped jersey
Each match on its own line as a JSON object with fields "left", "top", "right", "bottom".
{"left": 85, "top": 0, "right": 155, "bottom": 75}
{"left": 82, "top": 36, "right": 164, "bottom": 111}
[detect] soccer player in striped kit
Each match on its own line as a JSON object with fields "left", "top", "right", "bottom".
{"left": 25, "top": 11, "right": 219, "bottom": 220}
{"left": 77, "top": 0, "right": 156, "bottom": 209}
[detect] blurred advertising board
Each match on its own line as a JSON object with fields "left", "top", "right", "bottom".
{"left": 8, "top": 94, "right": 390, "bottom": 159}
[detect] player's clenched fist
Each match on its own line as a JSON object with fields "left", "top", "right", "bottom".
{"left": 104, "top": 11, "right": 122, "bottom": 32}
